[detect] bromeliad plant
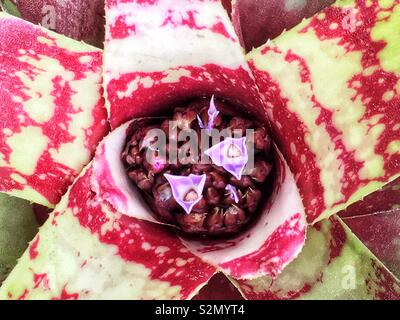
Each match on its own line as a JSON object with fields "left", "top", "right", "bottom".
{"left": 0, "top": 0, "right": 399, "bottom": 299}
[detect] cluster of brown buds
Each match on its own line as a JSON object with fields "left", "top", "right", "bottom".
{"left": 122, "top": 98, "right": 273, "bottom": 236}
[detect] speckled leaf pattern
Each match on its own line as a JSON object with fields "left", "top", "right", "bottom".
{"left": 0, "top": 164, "right": 217, "bottom": 300}
{"left": 0, "top": 193, "right": 38, "bottom": 284}
{"left": 104, "top": 0, "right": 264, "bottom": 129}
{"left": 235, "top": 215, "right": 400, "bottom": 300}
{"left": 0, "top": 13, "right": 109, "bottom": 207}
{"left": 247, "top": 0, "right": 400, "bottom": 223}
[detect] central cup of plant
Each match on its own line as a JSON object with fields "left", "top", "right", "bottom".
{"left": 122, "top": 96, "right": 274, "bottom": 237}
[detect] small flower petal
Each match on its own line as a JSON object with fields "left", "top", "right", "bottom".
{"left": 207, "top": 95, "right": 220, "bottom": 131}
{"left": 225, "top": 184, "right": 239, "bottom": 204}
{"left": 197, "top": 95, "right": 220, "bottom": 134}
{"left": 204, "top": 137, "right": 248, "bottom": 180}
{"left": 164, "top": 174, "right": 207, "bottom": 214}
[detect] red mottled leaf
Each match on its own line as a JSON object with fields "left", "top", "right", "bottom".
{"left": 232, "top": 0, "right": 334, "bottom": 51}
{"left": 104, "top": 0, "right": 264, "bottom": 129}
{"left": 1, "top": 0, "right": 105, "bottom": 47}
{"left": 2, "top": 0, "right": 398, "bottom": 300}
{"left": 0, "top": 165, "right": 216, "bottom": 299}
{"left": 247, "top": 0, "right": 400, "bottom": 223}
{"left": 0, "top": 14, "right": 109, "bottom": 207}
{"left": 341, "top": 177, "right": 400, "bottom": 218}
{"left": 221, "top": 0, "right": 233, "bottom": 16}
{"left": 235, "top": 215, "right": 400, "bottom": 300}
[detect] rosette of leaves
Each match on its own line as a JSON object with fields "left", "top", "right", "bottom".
{"left": 0, "top": 0, "right": 398, "bottom": 300}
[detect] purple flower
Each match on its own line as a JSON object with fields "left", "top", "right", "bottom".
{"left": 164, "top": 173, "right": 207, "bottom": 214}
{"left": 225, "top": 184, "right": 239, "bottom": 203}
{"left": 204, "top": 137, "right": 248, "bottom": 180}
{"left": 197, "top": 95, "right": 220, "bottom": 133}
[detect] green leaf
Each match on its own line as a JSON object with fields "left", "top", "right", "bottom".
{"left": 0, "top": 193, "right": 38, "bottom": 283}
{"left": 0, "top": 0, "right": 21, "bottom": 18}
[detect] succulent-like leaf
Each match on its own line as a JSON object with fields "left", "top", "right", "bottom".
{"left": 247, "top": 0, "right": 400, "bottom": 223}
{"left": 235, "top": 215, "right": 400, "bottom": 300}
{"left": 1, "top": 0, "right": 399, "bottom": 300}
{"left": 342, "top": 209, "right": 400, "bottom": 279}
{"left": 341, "top": 177, "right": 400, "bottom": 218}
{"left": 0, "top": 0, "right": 105, "bottom": 47}
{"left": 194, "top": 273, "right": 243, "bottom": 300}
{"left": 0, "top": 165, "right": 216, "bottom": 300}
{"left": 232, "top": 0, "right": 334, "bottom": 50}
{"left": 104, "top": 0, "right": 264, "bottom": 129}
{"left": 0, "top": 13, "right": 108, "bottom": 207}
